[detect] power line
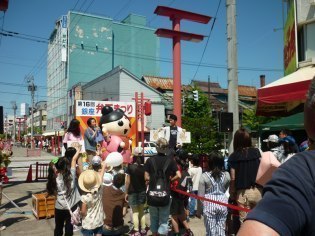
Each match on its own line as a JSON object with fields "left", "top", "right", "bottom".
{"left": 192, "top": 0, "right": 222, "bottom": 81}
{"left": 0, "top": 41, "right": 283, "bottom": 73}
{"left": 112, "top": 0, "right": 133, "bottom": 20}
{"left": 71, "top": 0, "right": 81, "bottom": 10}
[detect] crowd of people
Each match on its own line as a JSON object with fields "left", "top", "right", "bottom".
{"left": 45, "top": 111, "right": 315, "bottom": 236}
{"left": 45, "top": 114, "right": 230, "bottom": 236}
{"left": 43, "top": 77, "right": 315, "bottom": 236}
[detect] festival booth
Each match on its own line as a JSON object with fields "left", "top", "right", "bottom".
{"left": 259, "top": 112, "right": 304, "bottom": 132}
{"left": 256, "top": 66, "right": 315, "bottom": 116}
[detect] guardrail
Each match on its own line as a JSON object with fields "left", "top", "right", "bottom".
{"left": 26, "top": 162, "right": 49, "bottom": 182}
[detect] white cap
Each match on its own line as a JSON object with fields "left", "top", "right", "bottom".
{"left": 263, "top": 134, "right": 279, "bottom": 143}
{"left": 103, "top": 172, "right": 113, "bottom": 186}
{"left": 91, "top": 155, "right": 102, "bottom": 166}
{"left": 133, "top": 147, "right": 143, "bottom": 156}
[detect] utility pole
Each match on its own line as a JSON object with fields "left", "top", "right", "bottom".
{"left": 226, "top": 0, "right": 239, "bottom": 154}
{"left": 11, "top": 101, "right": 17, "bottom": 142}
{"left": 27, "top": 76, "right": 37, "bottom": 149}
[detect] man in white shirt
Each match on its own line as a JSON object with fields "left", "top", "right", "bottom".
{"left": 158, "top": 114, "right": 184, "bottom": 152}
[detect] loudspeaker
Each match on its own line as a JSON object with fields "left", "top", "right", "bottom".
{"left": 0, "top": 106, "right": 3, "bottom": 134}
{"left": 219, "top": 112, "right": 233, "bottom": 133}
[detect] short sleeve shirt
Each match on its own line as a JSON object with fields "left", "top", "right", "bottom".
{"left": 246, "top": 151, "right": 315, "bottom": 235}
{"left": 55, "top": 168, "right": 81, "bottom": 210}
{"left": 63, "top": 132, "right": 82, "bottom": 144}
{"left": 144, "top": 154, "right": 178, "bottom": 181}
{"left": 228, "top": 147, "right": 261, "bottom": 190}
{"left": 81, "top": 187, "right": 104, "bottom": 230}
{"left": 125, "top": 164, "right": 146, "bottom": 194}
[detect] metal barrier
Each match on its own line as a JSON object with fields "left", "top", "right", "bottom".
{"left": 26, "top": 149, "right": 41, "bottom": 157}
{"left": 26, "top": 162, "right": 49, "bottom": 182}
{"left": 35, "top": 162, "right": 49, "bottom": 181}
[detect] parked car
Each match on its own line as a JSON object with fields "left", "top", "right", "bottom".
{"left": 137, "top": 141, "right": 158, "bottom": 156}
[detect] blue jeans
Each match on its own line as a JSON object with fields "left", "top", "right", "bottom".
{"left": 189, "top": 191, "right": 198, "bottom": 216}
{"left": 149, "top": 200, "right": 171, "bottom": 235}
{"left": 81, "top": 225, "right": 103, "bottom": 236}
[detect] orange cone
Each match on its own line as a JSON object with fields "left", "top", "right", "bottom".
{"left": 25, "top": 165, "right": 33, "bottom": 183}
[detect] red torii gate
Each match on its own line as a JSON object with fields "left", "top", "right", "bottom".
{"left": 154, "top": 6, "right": 211, "bottom": 126}
{"left": 0, "top": 0, "right": 8, "bottom": 11}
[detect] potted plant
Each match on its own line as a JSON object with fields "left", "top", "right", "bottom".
{"left": 0, "top": 149, "right": 12, "bottom": 184}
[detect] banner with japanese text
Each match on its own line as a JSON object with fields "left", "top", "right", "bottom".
{"left": 284, "top": 4, "right": 297, "bottom": 76}
{"left": 75, "top": 100, "right": 136, "bottom": 147}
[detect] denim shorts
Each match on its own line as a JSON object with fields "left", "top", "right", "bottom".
{"left": 81, "top": 225, "right": 103, "bottom": 236}
{"left": 128, "top": 191, "right": 146, "bottom": 206}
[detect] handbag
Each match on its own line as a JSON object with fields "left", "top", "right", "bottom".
{"left": 61, "top": 191, "right": 81, "bottom": 226}
{"left": 256, "top": 151, "right": 281, "bottom": 186}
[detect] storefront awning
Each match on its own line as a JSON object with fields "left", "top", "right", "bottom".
{"left": 256, "top": 66, "right": 315, "bottom": 116}
{"left": 259, "top": 112, "right": 304, "bottom": 131}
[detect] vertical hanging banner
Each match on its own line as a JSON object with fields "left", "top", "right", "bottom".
{"left": 61, "top": 15, "right": 68, "bottom": 62}
{"left": 75, "top": 100, "right": 136, "bottom": 147}
{"left": 284, "top": 4, "right": 297, "bottom": 76}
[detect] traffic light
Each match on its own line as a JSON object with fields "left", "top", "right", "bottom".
{"left": 193, "top": 90, "right": 199, "bottom": 101}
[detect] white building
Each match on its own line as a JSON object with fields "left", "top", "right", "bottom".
{"left": 69, "top": 66, "right": 167, "bottom": 129}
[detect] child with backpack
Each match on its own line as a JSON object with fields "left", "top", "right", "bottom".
{"left": 197, "top": 152, "right": 230, "bottom": 236}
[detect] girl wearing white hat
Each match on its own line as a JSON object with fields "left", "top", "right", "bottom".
{"left": 79, "top": 161, "right": 107, "bottom": 236}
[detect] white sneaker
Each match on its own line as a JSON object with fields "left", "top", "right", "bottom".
{"left": 73, "top": 225, "right": 81, "bottom": 232}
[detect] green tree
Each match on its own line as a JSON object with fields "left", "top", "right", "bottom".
{"left": 182, "top": 86, "right": 220, "bottom": 154}
{"left": 242, "top": 109, "right": 276, "bottom": 132}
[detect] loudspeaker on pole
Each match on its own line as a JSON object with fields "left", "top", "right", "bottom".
{"left": 219, "top": 112, "right": 233, "bottom": 133}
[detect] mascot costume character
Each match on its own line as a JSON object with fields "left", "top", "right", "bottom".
{"left": 99, "top": 106, "right": 132, "bottom": 163}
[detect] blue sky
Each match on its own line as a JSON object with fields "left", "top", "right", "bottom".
{"left": 0, "top": 0, "right": 285, "bottom": 116}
